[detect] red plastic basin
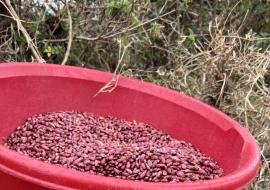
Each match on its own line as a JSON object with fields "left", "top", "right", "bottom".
{"left": 0, "top": 63, "right": 259, "bottom": 190}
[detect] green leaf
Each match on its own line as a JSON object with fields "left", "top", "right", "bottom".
{"left": 187, "top": 28, "right": 196, "bottom": 44}
{"left": 43, "top": 45, "right": 55, "bottom": 58}
{"left": 105, "top": 0, "right": 131, "bottom": 14}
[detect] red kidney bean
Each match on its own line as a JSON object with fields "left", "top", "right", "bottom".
{"left": 5, "top": 111, "right": 224, "bottom": 183}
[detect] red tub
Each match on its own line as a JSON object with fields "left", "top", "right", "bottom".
{"left": 0, "top": 63, "right": 260, "bottom": 190}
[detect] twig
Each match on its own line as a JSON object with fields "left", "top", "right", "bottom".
{"left": 215, "top": 73, "right": 227, "bottom": 106}
{"left": 224, "top": 35, "right": 270, "bottom": 41}
{"left": 0, "top": 50, "right": 17, "bottom": 54}
{"left": 76, "top": 36, "right": 99, "bottom": 41}
{"left": 92, "top": 39, "right": 132, "bottom": 100}
{"left": 78, "top": 9, "right": 176, "bottom": 41}
{"left": 61, "top": 5, "right": 73, "bottom": 65}
{"left": 42, "top": 38, "right": 68, "bottom": 43}
{"left": 159, "top": 0, "right": 169, "bottom": 14}
{"left": 222, "top": 1, "right": 241, "bottom": 29}
{"left": 0, "top": 13, "right": 46, "bottom": 24}
{"left": 0, "top": 0, "right": 45, "bottom": 63}
{"left": 104, "top": 10, "right": 176, "bottom": 39}
{"left": 236, "top": 9, "right": 249, "bottom": 34}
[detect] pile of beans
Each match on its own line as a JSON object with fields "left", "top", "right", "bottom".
{"left": 5, "top": 111, "right": 223, "bottom": 182}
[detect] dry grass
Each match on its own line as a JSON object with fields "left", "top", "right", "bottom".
{"left": 123, "top": 24, "right": 270, "bottom": 190}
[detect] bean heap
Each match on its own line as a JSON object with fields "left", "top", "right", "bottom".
{"left": 5, "top": 111, "right": 223, "bottom": 182}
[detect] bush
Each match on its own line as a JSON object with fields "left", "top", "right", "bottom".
{"left": 0, "top": 1, "right": 269, "bottom": 189}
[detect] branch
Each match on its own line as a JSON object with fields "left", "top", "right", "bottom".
{"left": 92, "top": 39, "right": 132, "bottom": 100}
{"left": 61, "top": 5, "right": 73, "bottom": 65}
{"left": 0, "top": 0, "right": 45, "bottom": 63}
{"left": 77, "top": 9, "right": 176, "bottom": 41}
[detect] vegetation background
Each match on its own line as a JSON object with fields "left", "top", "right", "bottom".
{"left": 0, "top": 0, "right": 269, "bottom": 189}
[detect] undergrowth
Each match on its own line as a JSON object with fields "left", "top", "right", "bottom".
{"left": 0, "top": 1, "right": 269, "bottom": 189}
